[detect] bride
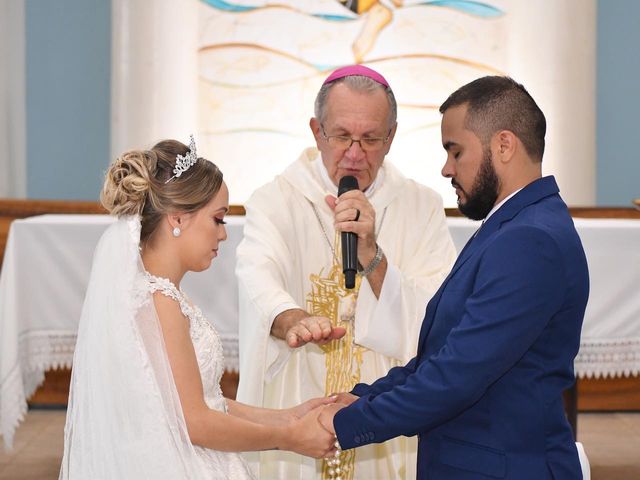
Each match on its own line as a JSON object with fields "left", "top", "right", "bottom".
{"left": 59, "top": 137, "right": 337, "bottom": 479}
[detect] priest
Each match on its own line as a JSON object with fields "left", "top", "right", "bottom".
{"left": 235, "top": 65, "right": 456, "bottom": 480}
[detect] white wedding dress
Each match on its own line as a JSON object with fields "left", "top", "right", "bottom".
{"left": 144, "top": 274, "right": 254, "bottom": 479}
{"left": 60, "top": 217, "right": 255, "bottom": 479}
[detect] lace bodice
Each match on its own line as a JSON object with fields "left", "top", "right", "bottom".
{"left": 140, "top": 273, "right": 255, "bottom": 479}
{"left": 144, "top": 273, "right": 228, "bottom": 413}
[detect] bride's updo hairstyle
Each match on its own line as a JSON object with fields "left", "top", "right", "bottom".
{"left": 101, "top": 139, "right": 223, "bottom": 243}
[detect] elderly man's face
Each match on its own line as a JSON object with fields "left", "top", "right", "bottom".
{"left": 440, "top": 104, "right": 500, "bottom": 220}
{"left": 310, "top": 83, "right": 395, "bottom": 191}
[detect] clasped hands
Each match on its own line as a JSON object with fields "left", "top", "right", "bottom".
{"left": 282, "top": 393, "right": 358, "bottom": 458}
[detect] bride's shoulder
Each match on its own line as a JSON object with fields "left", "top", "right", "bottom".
{"left": 152, "top": 292, "right": 190, "bottom": 330}
{"left": 136, "top": 273, "right": 191, "bottom": 329}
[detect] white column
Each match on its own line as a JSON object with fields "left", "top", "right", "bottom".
{"left": 0, "top": 0, "right": 27, "bottom": 197}
{"left": 505, "top": 0, "right": 596, "bottom": 205}
{"left": 111, "top": 0, "right": 199, "bottom": 157}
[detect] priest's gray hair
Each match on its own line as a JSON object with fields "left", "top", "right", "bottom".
{"left": 314, "top": 75, "right": 397, "bottom": 129}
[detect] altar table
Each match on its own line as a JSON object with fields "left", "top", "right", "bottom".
{"left": 1, "top": 214, "right": 639, "bottom": 449}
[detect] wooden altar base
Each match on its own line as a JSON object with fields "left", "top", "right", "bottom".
{"left": 28, "top": 368, "right": 640, "bottom": 412}
{"left": 578, "top": 375, "right": 640, "bottom": 411}
{"left": 28, "top": 368, "right": 240, "bottom": 406}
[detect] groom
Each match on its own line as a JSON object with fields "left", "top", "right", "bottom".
{"left": 316, "top": 76, "right": 590, "bottom": 479}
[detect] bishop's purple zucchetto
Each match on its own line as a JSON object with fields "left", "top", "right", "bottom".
{"left": 322, "top": 65, "right": 390, "bottom": 88}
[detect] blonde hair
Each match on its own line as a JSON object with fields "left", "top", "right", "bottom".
{"left": 101, "top": 139, "right": 223, "bottom": 243}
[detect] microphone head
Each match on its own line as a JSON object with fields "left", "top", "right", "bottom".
{"left": 338, "top": 175, "right": 359, "bottom": 196}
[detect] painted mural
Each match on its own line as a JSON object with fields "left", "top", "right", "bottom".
{"left": 198, "top": 0, "right": 505, "bottom": 204}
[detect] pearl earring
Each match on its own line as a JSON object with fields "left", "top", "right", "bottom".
{"left": 172, "top": 227, "right": 181, "bottom": 237}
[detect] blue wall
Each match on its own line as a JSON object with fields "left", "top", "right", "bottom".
{"left": 596, "top": 0, "right": 640, "bottom": 206}
{"left": 26, "top": 0, "right": 110, "bottom": 200}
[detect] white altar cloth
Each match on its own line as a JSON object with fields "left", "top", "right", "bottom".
{"left": 0, "top": 215, "right": 244, "bottom": 449}
{"left": 1, "top": 214, "right": 639, "bottom": 449}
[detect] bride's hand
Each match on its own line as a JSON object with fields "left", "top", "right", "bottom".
{"left": 287, "top": 395, "right": 338, "bottom": 422}
{"left": 281, "top": 406, "right": 337, "bottom": 458}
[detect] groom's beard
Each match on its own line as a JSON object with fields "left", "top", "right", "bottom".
{"left": 457, "top": 148, "right": 500, "bottom": 221}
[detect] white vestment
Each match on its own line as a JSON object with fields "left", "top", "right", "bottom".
{"left": 236, "top": 149, "right": 456, "bottom": 479}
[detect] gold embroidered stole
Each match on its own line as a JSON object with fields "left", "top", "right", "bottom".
{"left": 306, "top": 232, "right": 365, "bottom": 480}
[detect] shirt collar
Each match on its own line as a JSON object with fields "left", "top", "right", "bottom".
{"left": 484, "top": 187, "right": 523, "bottom": 221}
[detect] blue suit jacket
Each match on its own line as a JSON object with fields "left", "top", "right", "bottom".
{"left": 334, "top": 176, "right": 589, "bottom": 479}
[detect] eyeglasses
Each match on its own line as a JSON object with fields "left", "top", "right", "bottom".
{"left": 321, "top": 124, "right": 391, "bottom": 152}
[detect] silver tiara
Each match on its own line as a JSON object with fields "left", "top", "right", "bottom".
{"left": 165, "top": 135, "right": 198, "bottom": 183}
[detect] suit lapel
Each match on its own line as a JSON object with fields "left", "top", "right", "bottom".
{"left": 415, "top": 223, "right": 494, "bottom": 356}
{"left": 416, "top": 176, "right": 560, "bottom": 358}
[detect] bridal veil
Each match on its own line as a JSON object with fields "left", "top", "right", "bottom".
{"left": 59, "top": 216, "right": 209, "bottom": 479}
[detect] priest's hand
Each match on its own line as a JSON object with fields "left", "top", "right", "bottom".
{"left": 326, "top": 191, "right": 377, "bottom": 269}
{"left": 285, "top": 316, "right": 347, "bottom": 348}
{"left": 271, "top": 308, "right": 346, "bottom": 348}
{"left": 326, "top": 192, "right": 388, "bottom": 298}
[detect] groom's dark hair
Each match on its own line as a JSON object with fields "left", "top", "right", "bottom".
{"left": 440, "top": 76, "right": 546, "bottom": 162}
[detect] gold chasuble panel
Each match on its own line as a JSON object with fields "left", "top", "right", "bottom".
{"left": 306, "top": 239, "right": 365, "bottom": 480}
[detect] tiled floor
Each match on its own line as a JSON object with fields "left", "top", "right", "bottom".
{"left": 1, "top": 410, "right": 639, "bottom": 479}
{"left": 579, "top": 412, "right": 640, "bottom": 479}
{"left": 0, "top": 410, "right": 66, "bottom": 480}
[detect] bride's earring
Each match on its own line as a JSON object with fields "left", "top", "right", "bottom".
{"left": 172, "top": 227, "right": 181, "bottom": 237}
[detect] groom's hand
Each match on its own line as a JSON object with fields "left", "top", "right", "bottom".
{"left": 328, "top": 392, "right": 358, "bottom": 406}
{"left": 287, "top": 395, "right": 338, "bottom": 422}
{"left": 318, "top": 403, "right": 347, "bottom": 435}
{"left": 284, "top": 406, "right": 337, "bottom": 458}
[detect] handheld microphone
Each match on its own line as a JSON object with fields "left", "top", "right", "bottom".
{"left": 338, "top": 175, "right": 359, "bottom": 289}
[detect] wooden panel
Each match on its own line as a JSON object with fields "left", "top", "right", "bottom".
{"left": 568, "top": 207, "right": 640, "bottom": 219}
{"left": 0, "top": 198, "right": 107, "bottom": 216}
{"left": 27, "top": 369, "right": 73, "bottom": 407}
{"left": 30, "top": 368, "right": 640, "bottom": 411}
{"left": 27, "top": 368, "right": 241, "bottom": 405}
{"left": 578, "top": 376, "right": 640, "bottom": 411}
